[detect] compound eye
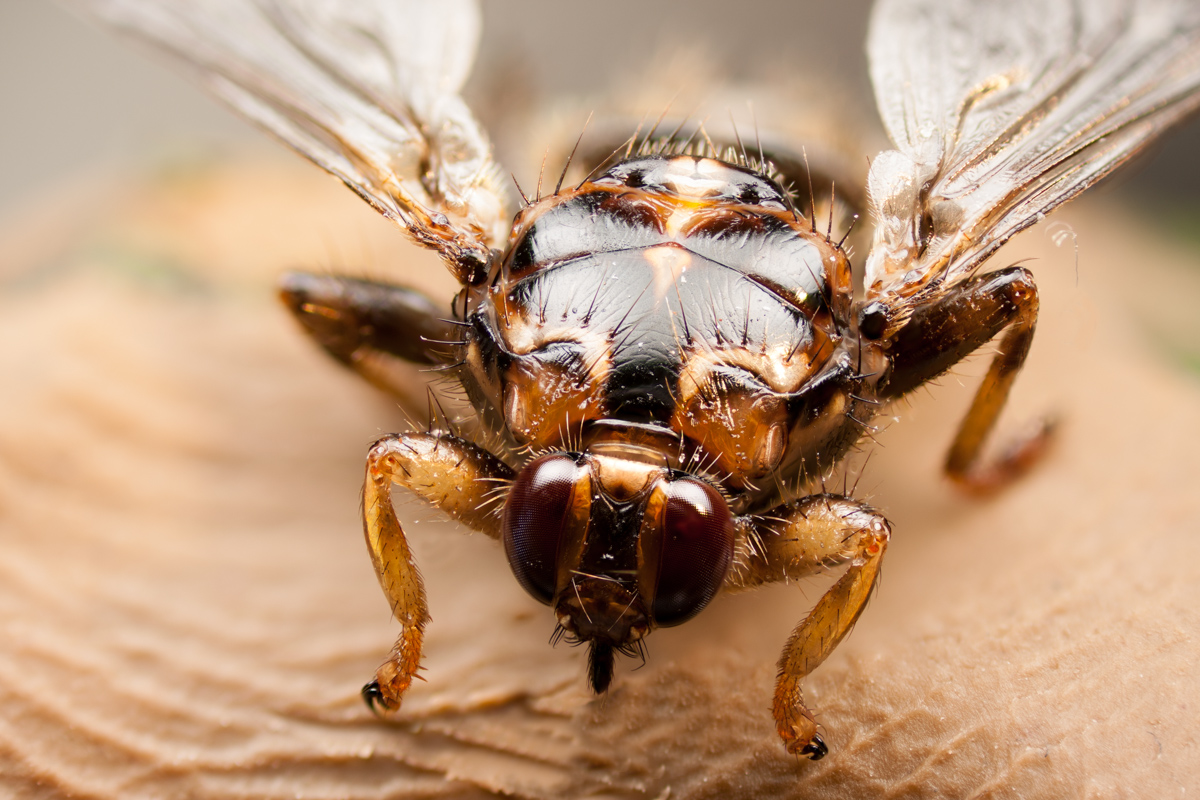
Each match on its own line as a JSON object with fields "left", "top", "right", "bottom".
{"left": 652, "top": 478, "right": 734, "bottom": 626}
{"left": 502, "top": 454, "right": 587, "bottom": 604}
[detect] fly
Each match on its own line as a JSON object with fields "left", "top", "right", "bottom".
{"left": 70, "top": 0, "right": 1200, "bottom": 760}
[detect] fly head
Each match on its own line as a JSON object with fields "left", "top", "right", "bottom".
{"left": 501, "top": 451, "right": 735, "bottom": 692}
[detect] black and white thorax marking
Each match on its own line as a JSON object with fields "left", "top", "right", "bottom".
{"left": 462, "top": 154, "right": 871, "bottom": 508}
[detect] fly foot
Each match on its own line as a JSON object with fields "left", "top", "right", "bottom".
{"left": 775, "top": 700, "right": 824, "bottom": 760}
{"left": 362, "top": 651, "right": 417, "bottom": 716}
{"left": 800, "top": 734, "right": 828, "bottom": 761}
{"left": 949, "top": 415, "right": 1059, "bottom": 494}
{"left": 361, "top": 681, "right": 394, "bottom": 715}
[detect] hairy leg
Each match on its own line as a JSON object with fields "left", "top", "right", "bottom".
{"left": 360, "top": 431, "right": 513, "bottom": 712}
{"left": 727, "top": 494, "right": 890, "bottom": 759}
{"left": 279, "top": 272, "right": 464, "bottom": 421}
{"left": 879, "top": 267, "right": 1052, "bottom": 492}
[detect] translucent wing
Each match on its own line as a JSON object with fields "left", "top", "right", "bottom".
{"left": 864, "top": 0, "right": 1200, "bottom": 303}
{"left": 69, "top": 0, "right": 510, "bottom": 284}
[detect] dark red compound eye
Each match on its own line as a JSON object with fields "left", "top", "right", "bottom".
{"left": 652, "top": 478, "right": 734, "bottom": 626}
{"left": 502, "top": 454, "right": 586, "bottom": 604}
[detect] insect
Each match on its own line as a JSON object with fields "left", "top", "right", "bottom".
{"left": 72, "top": 0, "right": 1200, "bottom": 760}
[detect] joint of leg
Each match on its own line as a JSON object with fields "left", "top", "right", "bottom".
{"left": 847, "top": 513, "right": 890, "bottom": 562}
{"left": 1002, "top": 266, "right": 1035, "bottom": 290}
{"left": 367, "top": 436, "right": 399, "bottom": 472}
{"left": 998, "top": 269, "right": 1038, "bottom": 313}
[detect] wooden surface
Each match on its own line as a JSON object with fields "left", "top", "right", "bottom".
{"left": 0, "top": 162, "right": 1197, "bottom": 799}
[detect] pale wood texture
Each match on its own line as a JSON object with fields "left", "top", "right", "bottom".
{"left": 0, "top": 162, "right": 1197, "bottom": 799}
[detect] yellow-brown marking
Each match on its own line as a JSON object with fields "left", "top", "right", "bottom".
{"left": 644, "top": 243, "right": 693, "bottom": 302}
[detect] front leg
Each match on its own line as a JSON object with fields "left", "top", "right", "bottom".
{"left": 727, "top": 495, "right": 890, "bottom": 759}
{"left": 360, "top": 431, "right": 514, "bottom": 712}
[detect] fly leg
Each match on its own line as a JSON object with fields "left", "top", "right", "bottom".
{"left": 359, "top": 431, "right": 513, "bottom": 713}
{"left": 726, "top": 495, "right": 890, "bottom": 759}
{"left": 877, "top": 267, "right": 1052, "bottom": 491}
{"left": 279, "top": 272, "right": 463, "bottom": 421}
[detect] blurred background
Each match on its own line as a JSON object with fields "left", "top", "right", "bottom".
{"left": 3, "top": 0, "right": 1200, "bottom": 226}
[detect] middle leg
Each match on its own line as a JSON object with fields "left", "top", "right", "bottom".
{"left": 877, "top": 267, "right": 1052, "bottom": 492}
{"left": 279, "top": 272, "right": 464, "bottom": 423}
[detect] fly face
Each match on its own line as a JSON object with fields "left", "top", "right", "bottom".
{"left": 73, "top": 0, "right": 1200, "bottom": 761}
{"left": 502, "top": 450, "right": 735, "bottom": 692}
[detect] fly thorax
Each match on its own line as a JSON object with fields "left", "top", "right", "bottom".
{"left": 476, "top": 154, "right": 855, "bottom": 484}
